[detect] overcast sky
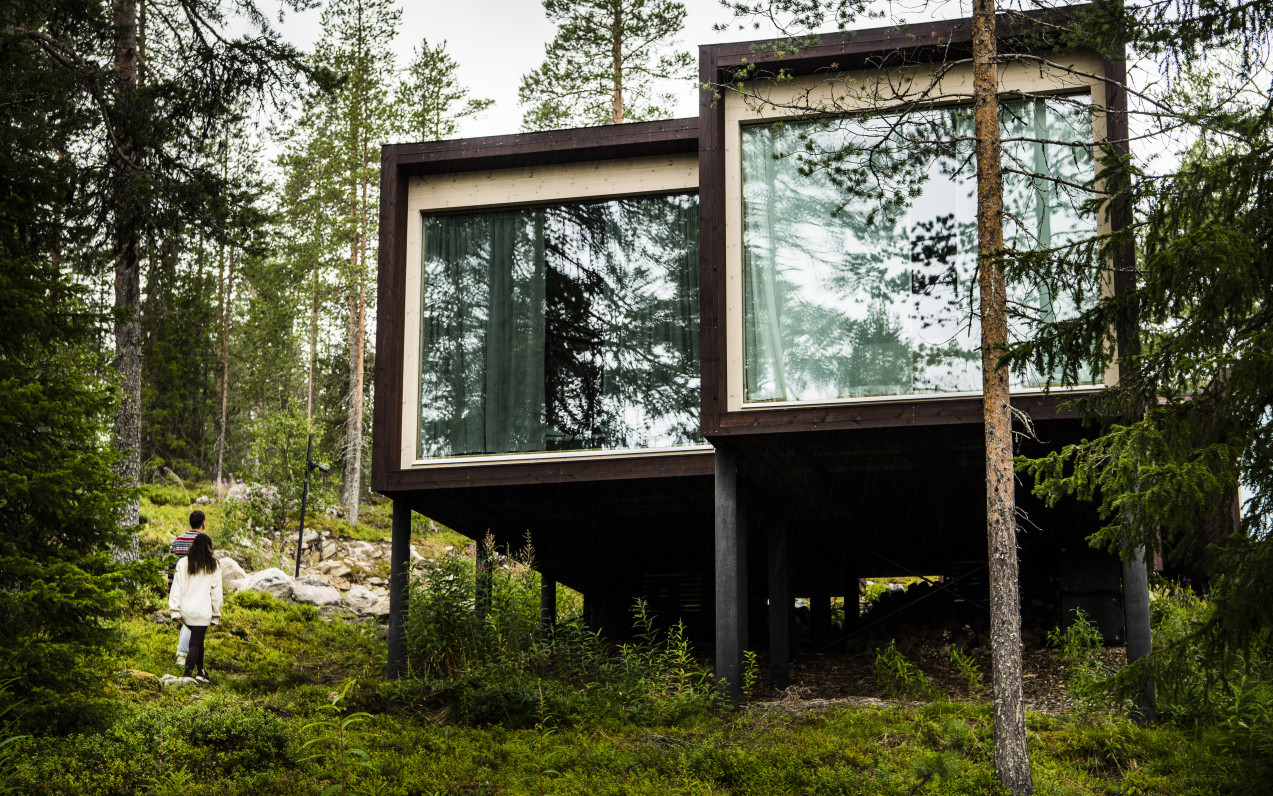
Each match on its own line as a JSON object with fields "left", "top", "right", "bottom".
{"left": 266, "top": 0, "right": 965, "bottom": 140}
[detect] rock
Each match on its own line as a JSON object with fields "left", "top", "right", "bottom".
{"left": 160, "top": 674, "right": 198, "bottom": 688}
{"left": 367, "top": 577, "right": 386, "bottom": 587}
{"left": 320, "top": 539, "right": 338, "bottom": 559}
{"left": 217, "top": 556, "right": 248, "bottom": 594}
{"left": 345, "top": 585, "right": 390, "bottom": 616}
{"left": 331, "top": 577, "right": 352, "bottom": 591}
{"left": 318, "top": 560, "right": 352, "bottom": 579}
{"left": 149, "top": 610, "right": 173, "bottom": 625}
{"left": 409, "top": 545, "right": 424, "bottom": 563}
{"left": 291, "top": 576, "right": 342, "bottom": 607}
{"left": 226, "top": 482, "right": 250, "bottom": 501}
{"left": 302, "top": 529, "right": 320, "bottom": 545}
{"left": 115, "top": 669, "right": 161, "bottom": 694}
{"left": 195, "top": 495, "right": 213, "bottom": 505}
{"left": 327, "top": 504, "right": 345, "bottom": 519}
{"left": 242, "top": 567, "right": 294, "bottom": 600}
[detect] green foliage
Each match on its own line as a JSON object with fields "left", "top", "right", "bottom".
{"left": 0, "top": 221, "right": 156, "bottom": 731}
{"left": 1047, "top": 609, "right": 1124, "bottom": 716}
{"left": 0, "top": 681, "right": 28, "bottom": 795}
{"left": 873, "top": 641, "right": 944, "bottom": 701}
{"left": 301, "top": 681, "right": 377, "bottom": 796}
{"left": 1119, "top": 582, "right": 1273, "bottom": 758}
{"left": 398, "top": 542, "right": 717, "bottom": 728}
{"left": 397, "top": 38, "right": 494, "bottom": 141}
{"left": 950, "top": 647, "right": 984, "bottom": 695}
{"left": 519, "top": 0, "right": 694, "bottom": 130}
{"left": 142, "top": 482, "right": 193, "bottom": 508}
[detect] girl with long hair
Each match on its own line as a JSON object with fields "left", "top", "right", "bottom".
{"left": 167, "top": 532, "right": 222, "bottom": 683}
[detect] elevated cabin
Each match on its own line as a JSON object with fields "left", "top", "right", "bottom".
{"left": 374, "top": 10, "right": 1137, "bottom": 689}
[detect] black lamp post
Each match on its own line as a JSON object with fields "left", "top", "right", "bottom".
{"left": 294, "top": 433, "right": 330, "bottom": 578}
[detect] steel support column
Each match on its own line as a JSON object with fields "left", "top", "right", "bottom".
{"left": 387, "top": 498, "right": 411, "bottom": 679}
{"left": 768, "top": 521, "right": 790, "bottom": 690}
{"left": 715, "top": 446, "right": 747, "bottom": 706}
{"left": 1123, "top": 545, "right": 1157, "bottom": 719}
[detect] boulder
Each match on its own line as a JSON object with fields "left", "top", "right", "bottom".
{"left": 159, "top": 674, "right": 198, "bottom": 688}
{"left": 216, "top": 556, "right": 248, "bottom": 594}
{"left": 242, "top": 567, "right": 294, "bottom": 600}
{"left": 115, "top": 669, "right": 161, "bottom": 694}
{"left": 194, "top": 495, "right": 213, "bottom": 505}
{"left": 148, "top": 610, "right": 173, "bottom": 625}
{"left": 318, "top": 559, "right": 352, "bottom": 579}
{"left": 291, "top": 576, "right": 342, "bottom": 607}
{"left": 345, "top": 585, "right": 390, "bottom": 616}
{"left": 302, "top": 529, "right": 320, "bottom": 545}
{"left": 320, "top": 539, "right": 339, "bottom": 559}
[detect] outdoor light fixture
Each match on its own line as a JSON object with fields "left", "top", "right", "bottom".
{"left": 294, "top": 433, "right": 329, "bottom": 578}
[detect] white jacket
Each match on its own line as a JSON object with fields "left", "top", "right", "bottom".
{"left": 168, "top": 556, "right": 223, "bottom": 626}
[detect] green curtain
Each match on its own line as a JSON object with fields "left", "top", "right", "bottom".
{"left": 741, "top": 95, "right": 1098, "bottom": 403}
{"left": 418, "top": 193, "right": 700, "bottom": 459}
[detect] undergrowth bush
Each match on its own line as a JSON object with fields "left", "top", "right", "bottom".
{"left": 1120, "top": 580, "right": 1273, "bottom": 757}
{"left": 141, "top": 482, "right": 191, "bottom": 507}
{"left": 873, "top": 641, "right": 942, "bottom": 701}
{"left": 396, "top": 541, "right": 718, "bottom": 728}
{"left": 1048, "top": 608, "right": 1124, "bottom": 715}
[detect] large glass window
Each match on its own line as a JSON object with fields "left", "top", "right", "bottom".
{"left": 418, "top": 193, "right": 701, "bottom": 459}
{"left": 741, "top": 96, "right": 1098, "bottom": 403}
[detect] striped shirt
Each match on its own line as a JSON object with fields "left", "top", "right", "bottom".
{"left": 167, "top": 531, "right": 201, "bottom": 589}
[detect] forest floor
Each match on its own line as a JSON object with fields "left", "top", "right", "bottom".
{"left": 9, "top": 491, "right": 1270, "bottom": 795}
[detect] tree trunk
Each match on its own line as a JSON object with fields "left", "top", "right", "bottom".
{"left": 308, "top": 246, "right": 319, "bottom": 421}
{"left": 341, "top": 173, "right": 365, "bottom": 527}
{"left": 611, "top": 1, "right": 623, "bottom": 124}
{"left": 215, "top": 245, "right": 233, "bottom": 499}
{"left": 111, "top": 0, "right": 141, "bottom": 561}
{"left": 973, "top": 0, "right": 1032, "bottom": 792}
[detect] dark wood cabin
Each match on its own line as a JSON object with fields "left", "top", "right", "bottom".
{"left": 374, "top": 9, "right": 1139, "bottom": 693}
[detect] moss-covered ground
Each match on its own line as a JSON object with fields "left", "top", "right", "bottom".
{"left": 9, "top": 489, "right": 1269, "bottom": 794}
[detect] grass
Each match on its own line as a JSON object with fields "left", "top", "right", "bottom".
{"left": 11, "top": 578, "right": 1271, "bottom": 795}
{"left": 16, "top": 509, "right": 1272, "bottom": 795}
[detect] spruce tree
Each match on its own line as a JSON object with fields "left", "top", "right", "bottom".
{"left": 0, "top": 9, "right": 149, "bottom": 726}
{"left": 519, "top": 0, "right": 694, "bottom": 131}
{"left": 1014, "top": 0, "right": 1273, "bottom": 668}
{"left": 4, "top": 0, "right": 320, "bottom": 557}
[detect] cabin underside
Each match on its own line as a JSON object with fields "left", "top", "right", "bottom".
{"left": 384, "top": 416, "right": 1125, "bottom": 659}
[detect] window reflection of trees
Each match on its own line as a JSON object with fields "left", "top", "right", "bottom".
{"left": 418, "top": 193, "right": 700, "bottom": 459}
{"left": 741, "top": 96, "right": 1099, "bottom": 403}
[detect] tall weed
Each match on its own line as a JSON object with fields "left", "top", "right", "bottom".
{"left": 397, "top": 543, "right": 717, "bottom": 727}
{"left": 1048, "top": 608, "right": 1124, "bottom": 715}
{"left": 1124, "top": 580, "right": 1273, "bottom": 756}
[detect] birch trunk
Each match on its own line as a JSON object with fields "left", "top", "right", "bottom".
{"left": 973, "top": 0, "right": 1032, "bottom": 792}
{"left": 111, "top": 0, "right": 141, "bottom": 561}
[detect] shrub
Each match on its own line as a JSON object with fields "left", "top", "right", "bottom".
{"left": 1123, "top": 581, "right": 1273, "bottom": 756}
{"left": 1048, "top": 608, "right": 1123, "bottom": 715}
{"left": 141, "top": 483, "right": 191, "bottom": 507}
{"left": 397, "top": 542, "right": 718, "bottom": 728}
{"left": 873, "top": 641, "right": 943, "bottom": 701}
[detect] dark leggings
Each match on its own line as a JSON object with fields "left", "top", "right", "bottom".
{"left": 185, "top": 624, "right": 208, "bottom": 674}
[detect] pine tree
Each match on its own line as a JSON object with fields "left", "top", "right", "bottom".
{"left": 519, "top": 0, "right": 693, "bottom": 131}
{"left": 313, "top": 0, "right": 402, "bottom": 526}
{"left": 398, "top": 39, "right": 494, "bottom": 142}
